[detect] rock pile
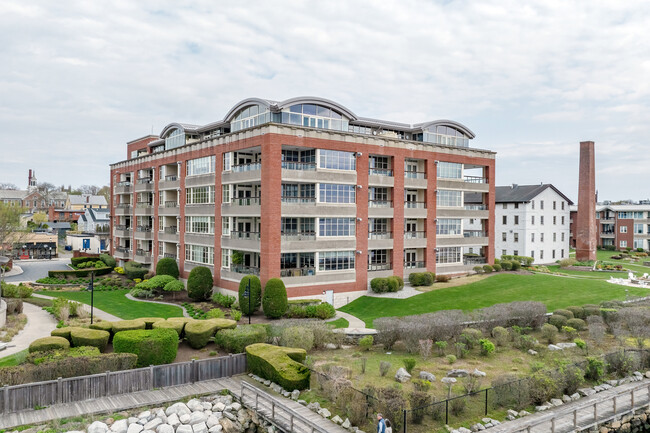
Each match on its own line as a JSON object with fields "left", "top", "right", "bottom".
{"left": 600, "top": 408, "right": 650, "bottom": 433}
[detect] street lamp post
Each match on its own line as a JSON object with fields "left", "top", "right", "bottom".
{"left": 86, "top": 271, "right": 95, "bottom": 324}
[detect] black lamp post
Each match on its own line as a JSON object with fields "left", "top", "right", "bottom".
{"left": 86, "top": 271, "right": 95, "bottom": 324}
{"left": 243, "top": 277, "right": 252, "bottom": 324}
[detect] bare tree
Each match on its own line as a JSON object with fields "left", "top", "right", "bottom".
{"left": 77, "top": 185, "right": 101, "bottom": 195}
{"left": 0, "top": 182, "right": 18, "bottom": 190}
{"left": 37, "top": 182, "right": 57, "bottom": 203}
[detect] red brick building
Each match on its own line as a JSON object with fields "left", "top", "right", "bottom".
{"left": 570, "top": 204, "right": 650, "bottom": 251}
{"left": 110, "top": 97, "right": 495, "bottom": 302}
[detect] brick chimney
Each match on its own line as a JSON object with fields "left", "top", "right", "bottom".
{"left": 575, "top": 141, "right": 597, "bottom": 262}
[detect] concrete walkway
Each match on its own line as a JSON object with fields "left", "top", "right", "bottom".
{"left": 0, "top": 302, "right": 58, "bottom": 357}
{"left": 328, "top": 310, "right": 367, "bottom": 328}
{"left": 32, "top": 293, "right": 122, "bottom": 321}
{"left": 124, "top": 293, "right": 191, "bottom": 317}
{"left": 3, "top": 264, "right": 23, "bottom": 277}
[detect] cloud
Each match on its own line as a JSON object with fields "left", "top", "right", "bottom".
{"left": 0, "top": 0, "right": 648, "bottom": 200}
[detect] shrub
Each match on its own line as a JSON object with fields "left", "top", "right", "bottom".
{"left": 246, "top": 343, "right": 309, "bottom": 390}
{"left": 359, "top": 335, "right": 373, "bottom": 351}
{"left": 112, "top": 319, "right": 146, "bottom": 334}
{"left": 238, "top": 275, "right": 262, "bottom": 315}
{"left": 313, "top": 303, "right": 335, "bottom": 319}
{"left": 541, "top": 323, "right": 559, "bottom": 344}
{"left": 212, "top": 292, "right": 236, "bottom": 308}
{"left": 163, "top": 280, "right": 184, "bottom": 297}
{"left": 606, "top": 350, "right": 634, "bottom": 377}
{"left": 379, "top": 361, "right": 391, "bottom": 377}
{"left": 460, "top": 328, "right": 482, "bottom": 349}
{"left": 473, "top": 266, "right": 483, "bottom": 274}
{"left": 280, "top": 326, "right": 314, "bottom": 352}
{"left": 446, "top": 354, "right": 457, "bottom": 364}
{"left": 371, "top": 277, "right": 389, "bottom": 293}
{"left": 99, "top": 254, "right": 116, "bottom": 268}
{"left": 187, "top": 266, "right": 213, "bottom": 301}
{"left": 514, "top": 334, "right": 536, "bottom": 351}
{"left": 529, "top": 371, "right": 560, "bottom": 405}
{"left": 482, "top": 265, "right": 493, "bottom": 273}
{"left": 436, "top": 274, "right": 451, "bottom": 283}
{"left": 492, "top": 263, "right": 502, "bottom": 272}
{"left": 585, "top": 357, "right": 605, "bottom": 381}
{"left": 566, "top": 318, "right": 586, "bottom": 331}
{"left": 1, "top": 282, "right": 33, "bottom": 298}
{"left": 574, "top": 338, "right": 587, "bottom": 351}
{"left": 124, "top": 261, "right": 147, "bottom": 280}
{"left": 408, "top": 272, "right": 434, "bottom": 286}
{"left": 479, "top": 338, "right": 495, "bottom": 356}
{"left": 450, "top": 397, "right": 467, "bottom": 416}
{"left": 29, "top": 336, "right": 70, "bottom": 353}
{"left": 386, "top": 276, "right": 401, "bottom": 292}
{"left": 51, "top": 326, "right": 83, "bottom": 341}
{"left": 5, "top": 298, "right": 23, "bottom": 314}
{"left": 491, "top": 326, "right": 509, "bottom": 346}
{"left": 511, "top": 261, "right": 521, "bottom": 271}
{"left": 156, "top": 257, "right": 180, "bottom": 278}
{"left": 152, "top": 318, "right": 187, "bottom": 336}
{"left": 393, "top": 275, "right": 404, "bottom": 288}
{"left": 501, "top": 260, "right": 513, "bottom": 271}
{"left": 403, "top": 357, "right": 416, "bottom": 374}
{"left": 549, "top": 315, "right": 568, "bottom": 329}
{"left": 89, "top": 321, "right": 113, "bottom": 333}
{"left": 215, "top": 324, "right": 269, "bottom": 353}
{"left": 409, "top": 391, "right": 430, "bottom": 424}
{"left": 130, "top": 287, "right": 154, "bottom": 298}
{"left": 559, "top": 364, "right": 584, "bottom": 395}
{"left": 262, "top": 278, "right": 288, "bottom": 319}
{"left": 566, "top": 306, "right": 585, "bottom": 319}
{"left": 70, "top": 328, "right": 110, "bottom": 352}
{"left": 583, "top": 304, "right": 601, "bottom": 317}
{"left": 113, "top": 328, "right": 178, "bottom": 367}
{"left": 434, "top": 340, "right": 447, "bottom": 356}
{"left": 553, "top": 309, "right": 574, "bottom": 319}
{"left": 184, "top": 318, "right": 236, "bottom": 349}
{"left": 137, "top": 274, "right": 176, "bottom": 290}
{"left": 230, "top": 308, "right": 242, "bottom": 322}
{"left": 207, "top": 308, "right": 225, "bottom": 319}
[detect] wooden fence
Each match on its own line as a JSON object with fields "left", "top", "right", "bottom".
{"left": 0, "top": 353, "right": 246, "bottom": 414}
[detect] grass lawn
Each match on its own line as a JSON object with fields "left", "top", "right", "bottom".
{"left": 0, "top": 349, "right": 28, "bottom": 367}
{"left": 340, "top": 273, "right": 649, "bottom": 327}
{"left": 328, "top": 317, "right": 349, "bottom": 328}
{"left": 34, "top": 289, "right": 184, "bottom": 320}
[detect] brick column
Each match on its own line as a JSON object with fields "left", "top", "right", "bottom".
{"left": 392, "top": 155, "right": 405, "bottom": 278}
{"left": 260, "top": 136, "right": 282, "bottom": 285}
{"left": 576, "top": 141, "right": 597, "bottom": 262}
{"left": 214, "top": 152, "right": 223, "bottom": 285}
{"left": 486, "top": 160, "right": 496, "bottom": 264}
{"left": 178, "top": 161, "right": 186, "bottom": 277}
{"left": 425, "top": 159, "right": 437, "bottom": 271}
{"left": 153, "top": 166, "right": 160, "bottom": 269}
{"left": 356, "top": 153, "right": 369, "bottom": 290}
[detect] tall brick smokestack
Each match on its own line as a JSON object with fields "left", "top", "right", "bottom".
{"left": 576, "top": 141, "right": 597, "bottom": 262}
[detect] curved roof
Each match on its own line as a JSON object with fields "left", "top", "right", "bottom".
{"left": 276, "top": 96, "right": 358, "bottom": 120}
{"left": 415, "top": 120, "right": 476, "bottom": 139}
{"left": 223, "top": 98, "right": 275, "bottom": 122}
{"left": 159, "top": 122, "right": 200, "bottom": 139}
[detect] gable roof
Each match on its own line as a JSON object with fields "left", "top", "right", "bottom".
{"left": 494, "top": 184, "right": 574, "bottom": 205}
{"left": 68, "top": 194, "right": 108, "bottom": 206}
{"left": 0, "top": 189, "right": 29, "bottom": 200}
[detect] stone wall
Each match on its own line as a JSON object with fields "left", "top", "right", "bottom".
{"left": 601, "top": 408, "right": 650, "bottom": 432}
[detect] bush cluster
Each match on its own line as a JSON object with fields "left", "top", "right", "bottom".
{"left": 262, "top": 278, "right": 288, "bottom": 319}
{"left": 113, "top": 328, "right": 179, "bottom": 367}
{"left": 408, "top": 272, "right": 435, "bottom": 287}
{"left": 187, "top": 266, "right": 214, "bottom": 301}
{"left": 370, "top": 276, "right": 404, "bottom": 293}
{"left": 185, "top": 318, "right": 236, "bottom": 349}
{"left": 500, "top": 255, "right": 534, "bottom": 266}
{"left": 124, "top": 261, "right": 147, "bottom": 280}
{"left": 49, "top": 267, "right": 113, "bottom": 278}
{"left": 1, "top": 282, "right": 33, "bottom": 298}
{"left": 135, "top": 275, "right": 176, "bottom": 290}
{"left": 212, "top": 292, "right": 236, "bottom": 308}
{"left": 155, "top": 257, "right": 180, "bottom": 278}
{"left": 280, "top": 326, "right": 315, "bottom": 352}
{"left": 29, "top": 336, "right": 71, "bottom": 353}
{"left": 245, "top": 343, "right": 310, "bottom": 390}
{"left": 214, "top": 324, "right": 269, "bottom": 353}
{"left": 285, "top": 302, "right": 336, "bottom": 319}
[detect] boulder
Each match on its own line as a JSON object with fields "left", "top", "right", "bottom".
{"left": 166, "top": 403, "right": 191, "bottom": 417}
{"left": 156, "top": 425, "right": 174, "bottom": 433}
{"left": 570, "top": 393, "right": 580, "bottom": 401}
{"left": 447, "top": 369, "right": 469, "bottom": 377}
{"left": 143, "top": 419, "right": 162, "bottom": 431}
{"left": 208, "top": 426, "right": 222, "bottom": 433}
{"left": 88, "top": 421, "right": 109, "bottom": 433}
{"left": 307, "top": 402, "right": 321, "bottom": 411}
{"left": 206, "top": 416, "right": 221, "bottom": 429}
{"left": 548, "top": 344, "right": 562, "bottom": 351}
{"left": 176, "top": 425, "right": 193, "bottom": 433}
{"left": 441, "top": 377, "right": 457, "bottom": 385}
{"left": 578, "top": 388, "right": 596, "bottom": 397}
{"left": 332, "top": 415, "right": 343, "bottom": 424}
{"left": 137, "top": 411, "right": 152, "bottom": 421}
{"left": 342, "top": 419, "right": 351, "bottom": 429}
{"left": 192, "top": 422, "right": 208, "bottom": 433}
{"left": 318, "top": 408, "right": 331, "bottom": 418}
{"left": 127, "top": 424, "right": 144, "bottom": 433}
{"left": 550, "top": 398, "right": 563, "bottom": 407}
{"left": 556, "top": 342, "right": 577, "bottom": 349}
{"left": 111, "top": 419, "right": 128, "bottom": 433}
{"left": 167, "top": 414, "right": 180, "bottom": 428}
{"left": 507, "top": 409, "right": 518, "bottom": 418}
{"left": 189, "top": 412, "right": 207, "bottom": 425}
{"left": 291, "top": 390, "right": 300, "bottom": 400}
{"left": 214, "top": 402, "right": 226, "bottom": 412}
{"left": 419, "top": 371, "right": 436, "bottom": 382}
{"left": 528, "top": 349, "right": 538, "bottom": 356}
{"left": 218, "top": 418, "right": 238, "bottom": 433}
{"left": 180, "top": 414, "right": 191, "bottom": 424}
{"left": 395, "top": 367, "right": 412, "bottom": 383}
{"left": 471, "top": 369, "right": 486, "bottom": 377}
{"left": 187, "top": 399, "right": 204, "bottom": 412}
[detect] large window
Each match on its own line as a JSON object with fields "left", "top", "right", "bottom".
{"left": 186, "top": 186, "right": 214, "bottom": 204}
{"left": 436, "top": 219, "right": 462, "bottom": 235}
{"left": 165, "top": 129, "right": 185, "bottom": 150}
{"left": 437, "top": 190, "right": 462, "bottom": 207}
{"left": 319, "top": 251, "right": 355, "bottom": 271}
{"left": 319, "top": 150, "right": 356, "bottom": 170}
{"left": 634, "top": 224, "right": 644, "bottom": 234}
{"left": 231, "top": 104, "right": 271, "bottom": 132}
{"left": 186, "top": 156, "right": 216, "bottom": 176}
{"left": 437, "top": 162, "right": 462, "bottom": 179}
{"left": 222, "top": 217, "right": 230, "bottom": 235}
{"left": 436, "top": 247, "right": 461, "bottom": 264}
{"left": 423, "top": 125, "right": 470, "bottom": 148}
{"left": 319, "top": 183, "right": 355, "bottom": 203}
{"left": 619, "top": 211, "right": 645, "bottom": 219}
{"left": 279, "top": 104, "right": 348, "bottom": 132}
{"left": 319, "top": 218, "right": 355, "bottom": 237}
{"left": 185, "top": 216, "right": 214, "bottom": 234}
{"left": 185, "top": 244, "right": 214, "bottom": 265}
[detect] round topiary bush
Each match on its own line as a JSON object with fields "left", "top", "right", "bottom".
{"left": 50, "top": 326, "right": 84, "bottom": 342}
{"left": 370, "top": 277, "right": 389, "bottom": 293}
{"left": 29, "top": 336, "right": 70, "bottom": 353}
{"left": 238, "top": 275, "right": 262, "bottom": 315}
{"left": 566, "top": 306, "right": 585, "bottom": 319}
{"left": 164, "top": 280, "right": 185, "bottom": 299}
{"left": 113, "top": 328, "right": 179, "bottom": 367}
{"left": 70, "top": 328, "right": 110, "bottom": 352}
{"left": 386, "top": 276, "right": 400, "bottom": 292}
{"left": 262, "top": 278, "right": 288, "bottom": 319}
{"left": 549, "top": 314, "right": 568, "bottom": 329}
{"left": 492, "top": 264, "right": 502, "bottom": 272}
{"left": 187, "top": 266, "right": 214, "bottom": 301}
{"left": 156, "top": 257, "right": 180, "bottom": 279}
{"left": 139, "top": 317, "right": 165, "bottom": 329}
{"left": 553, "top": 309, "right": 574, "bottom": 319}
{"left": 567, "top": 318, "right": 586, "bottom": 331}
{"left": 89, "top": 321, "right": 114, "bottom": 333}
{"left": 99, "top": 254, "right": 117, "bottom": 268}
{"left": 112, "top": 319, "right": 146, "bottom": 334}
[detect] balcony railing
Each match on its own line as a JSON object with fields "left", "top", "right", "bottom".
{"left": 404, "top": 231, "right": 426, "bottom": 239}
{"left": 114, "top": 225, "right": 131, "bottom": 231}
{"left": 136, "top": 226, "right": 152, "bottom": 232}
{"left": 136, "top": 178, "right": 152, "bottom": 184}
{"left": 368, "top": 263, "right": 392, "bottom": 271}
{"left": 281, "top": 161, "right": 316, "bottom": 171}
{"left": 135, "top": 203, "right": 153, "bottom": 208}
{"left": 280, "top": 267, "right": 316, "bottom": 277}
{"left": 231, "top": 264, "right": 260, "bottom": 276}
{"left": 464, "top": 230, "right": 487, "bottom": 238}
{"left": 116, "top": 181, "right": 132, "bottom": 187}
{"left": 281, "top": 232, "right": 316, "bottom": 241}
{"left": 164, "top": 226, "right": 177, "bottom": 234}
{"left": 405, "top": 172, "right": 426, "bottom": 179}
{"left": 369, "top": 200, "right": 393, "bottom": 208}
{"left": 135, "top": 249, "right": 151, "bottom": 256}
{"left": 281, "top": 196, "right": 316, "bottom": 204}
{"left": 116, "top": 203, "right": 131, "bottom": 209}
{"left": 601, "top": 231, "right": 615, "bottom": 235}
{"left": 164, "top": 201, "right": 178, "bottom": 208}
{"left": 232, "top": 162, "right": 261, "bottom": 173}
{"left": 368, "top": 231, "right": 392, "bottom": 240}
{"left": 369, "top": 168, "right": 393, "bottom": 177}
{"left": 404, "top": 261, "right": 426, "bottom": 269}
{"left": 163, "top": 253, "right": 177, "bottom": 259}
{"left": 405, "top": 201, "right": 426, "bottom": 209}
{"left": 464, "top": 175, "right": 487, "bottom": 184}
{"left": 115, "top": 247, "right": 130, "bottom": 254}
{"left": 464, "top": 204, "right": 487, "bottom": 211}
{"left": 230, "top": 231, "right": 260, "bottom": 240}
{"left": 464, "top": 256, "right": 487, "bottom": 265}
{"left": 164, "top": 175, "right": 177, "bottom": 181}
{"left": 232, "top": 196, "right": 261, "bottom": 206}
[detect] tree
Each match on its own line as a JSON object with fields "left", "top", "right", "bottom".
{"left": 156, "top": 257, "right": 180, "bottom": 278}
{"left": 0, "top": 183, "right": 18, "bottom": 190}
{"left": 36, "top": 182, "right": 57, "bottom": 203}
{"left": 97, "top": 185, "right": 110, "bottom": 203}
{"left": 0, "top": 203, "right": 27, "bottom": 255}
{"left": 32, "top": 212, "right": 48, "bottom": 224}
{"left": 238, "top": 275, "right": 262, "bottom": 315}
{"left": 262, "top": 278, "right": 288, "bottom": 319}
{"left": 187, "top": 266, "right": 213, "bottom": 301}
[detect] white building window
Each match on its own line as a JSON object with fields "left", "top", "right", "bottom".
{"left": 186, "top": 156, "right": 216, "bottom": 176}
{"left": 222, "top": 185, "right": 230, "bottom": 203}
{"left": 436, "top": 219, "right": 462, "bottom": 235}
{"left": 436, "top": 247, "right": 461, "bottom": 264}
{"left": 437, "top": 190, "right": 462, "bottom": 207}
{"left": 222, "top": 152, "right": 232, "bottom": 172}
{"left": 620, "top": 240, "right": 628, "bottom": 248}
{"left": 222, "top": 217, "right": 230, "bottom": 235}
{"left": 221, "top": 249, "right": 230, "bottom": 268}
{"left": 185, "top": 244, "right": 214, "bottom": 265}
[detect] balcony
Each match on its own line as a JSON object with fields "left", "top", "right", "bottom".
{"left": 600, "top": 231, "right": 615, "bottom": 238}
{"left": 159, "top": 201, "right": 180, "bottom": 216}
{"left": 114, "top": 247, "right": 130, "bottom": 259}
{"left": 159, "top": 176, "right": 180, "bottom": 190}
{"left": 114, "top": 182, "right": 132, "bottom": 194}
{"left": 404, "top": 172, "right": 428, "bottom": 189}
{"left": 114, "top": 204, "right": 132, "bottom": 215}
{"left": 404, "top": 201, "right": 427, "bottom": 218}
{"left": 134, "top": 249, "right": 152, "bottom": 264}
{"left": 405, "top": 201, "right": 426, "bottom": 209}
{"left": 232, "top": 162, "right": 261, "bottom": 173}
{"left": 404, "top": 231, "right": 426, "bottom": 239}
{"left": 231, "top": 231, "right": 260, "bottom": 240}
{"left": 222, "top": 197, "right": 261, "bottom": 217}
{"left": 281, "top": 196, "right": 316, "bottom": 204}
{"left": 281, "top": 161, "right": 316, "bottom": 171}
{"left": 230, "top": 264, "right": 260, "bottom": 276}
{"left": 368, "top": 263, "right": 392, "bottom": 272}
{"left": 464, "top": 230, "right": 487, "bottom": 238}
{"left": 135, "top": 178, "right": 154, "bottom": 192}
{"left": 437, "top": 176, "right": 489, "bottom": 192}
{"left": 280, "top": 267, "right": 316, "bottom": 277}
{"left": 135, "top": 203, "right": 154, "bottom": 216}
{"left": 463, "top": 256, "right": 487, "bottom": 265}
{"left": 464, "top": 175, "right": 487, "bottom": 184}
{"left": 369, "top": 231, "right": 392, "bottom": 240}
{"left": 405, "top": 172, "right": 426, "bottom": 180}
{"left": 404, "top": 261, "right": 426, "bottom": 269}
{"left": 159, "top": 226, "right": 180, "bottom": 242}
{"left": 134, "top": 226, "right": 153, "bottom": 240}
{"left": 114, "top": 225, "right": 132, "bottom": 237}
{"left": 164, "top": 226, "right": 178, "bottom": 234}
{"left": 163, "top": 253, "right": 177, "bottom": 259}
{"left": 281, "top": 232, "right": 316, "bottom": 241}
{"left": 369, "top": 200, "right": 393, "bottom": 208}
{"left": 404, "top": 231, "right": 427, "bottom": 248}
{"left": 369, "top": 168, "right": 393, "bottom": 177}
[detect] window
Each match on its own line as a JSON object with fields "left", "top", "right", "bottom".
{"left": 633, "top": 239, "right": 644, "bottom": 249}
{"left": 514, "top": 215, "right": 519, "bottom": 225}
{"left": 619, "top": 211, "right": 645, "bottom": 219}
{"left": 552, "top": 250, "right": 556, "bottom": 259}
{"left": 531, "top": 251, "right": 534, "bottom": 258}
{"left": 319, "top": 251, "right": 355, "bottom": 271}
{"left": 319, "top": 218, "right": 355, "bottom": 237}
{"left": 436, "top": 247, "right": 461, "bottom": 264}
{"left": 620, "top": 240, "right": 628, "bottom": 248}
{"left": 553, "top": 233, "right": 557, "bottom": 242}
{"left": 531, "top": 233, "right": 535, "bottom": 242}
{"left": 369, "top": 187, "right": 389, "bottom": 201}
{"left": 185, "top": 244, "right": 214, "bottom": 265}
{"left": 531, "top": 216, "right": 535, "bottom": 225}
{"left": 165, "top": 128, "right": 185, "bottom": 150}
{"left": 436, "top": 162, "right": 462, "bottom": 179}
{"left": 634, "top": 224, "right": 644, "bottom": 234}
{"left": 502, "top": 204, "right": 507, "bottom": 209}
{"left": 186, "top": 156, "right": 216, "bottom": 176}
{"left": 318, "top": 184, "right": 356, "bottom": 203}
{"left": 540, "top": 216, "right": 544, "bottom": 225}
{"left": 513, "top": 250, "right": 519, "bottom": 256}
{"left": 319, "top": 150, "right": 355, "bottom": 170}
{"left": 561, "top": 233, "right": 565, "bottom": 241}
{"left": 222, "top": 153, "right": 232, "bottom": 172}
{"left": 368, "top": 218, "right": 389, "bottom": 235}
{"left": 437, "top": 219, "right": 462, "bottom": 235}
{"left": 540, "top": 250, "right": 544, "bottom": 259}
{"left": 280, "top": 104, "right": 347, "bottom": 132}
{"left": 222, "top": 217, "right": 230, "bottom": 235}
{"left": 186, "top": 186, "right": 215, "bottom": 204}
{"left": 369, "top": 156, "right": 390, "bottom": 171}
{"left": 222, "top": 185, "right": 230, "bottom": 203}
{"left": 502, "top": 249, "right": 507, "bottom": 256}
{"left": 514, "top": 203, "right": 519, "bottom": 209}
{"left": 221, "top": 249, "right": 230, "bottom": 268}
{"left": 158, "top": 243, "right": 163, "bottom": 257}
{"left": 280, "top": 253, "right": 297, "bottom": 269}
{"left": 540, "top": 201, "right": 544, "bottom": 210}
{"left": 561, "top": 249, "right": 565, "bottom": 257}
{"left": 502, "top": 216, "right": 507, "bottom": 225}
{"left": 561, "top": 202, "right": 565, "bottom": 210}
{"left": 540, "top": 233, "right": 544, "bottom": 242}
{"left": 502, "top": 232, "right": 507, "bottom": 242}
{"left": 553, "top": 216, "right": 557, "bottom": 225}
{"left": 369, "top": 249, "right": 390, "bottom": 267}
{"left": 553, "top": 201, "right": 556, "bottom": 210}
{"left": 561, "top": 216, "right": 565, "bottom": 225}
{"left": 531, "top": 201, "right": 535, "bottom": 210}
{"left": 620, "top": 226, "right": 628, "bottom": 233}
{"left": 514, "top": 233, "right": 519, "bottom": 242}
{"left": 185, "top": 216, "right": 214, "bottom": 234}
{"left": 158, "top": 216, "right": 163, "bottom": 232}
{"left": 437, "top": 190, "right": 462, "bottom": 207}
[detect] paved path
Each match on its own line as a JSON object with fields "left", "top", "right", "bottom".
{"left": 32, "top": 293, "right": 122, "bottom": 321}
{"left": 0, "top": 302, "right": 58, "bottom": 357}
{"left": 4, "top": 259, "right": 70, "bottom": 283}
{"left": 328, "top": 310, "right": 367, "bottom": 329}
{"left": 125, "top": 293, "right": 191, "bottom": 318}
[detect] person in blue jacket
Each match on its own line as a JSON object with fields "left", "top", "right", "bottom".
{"left": 377, "top": 413, "right": 386, "bottom": 433}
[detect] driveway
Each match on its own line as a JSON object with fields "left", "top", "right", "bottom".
{"left": 4, "top": 259, "right": 70, "bottom": 283}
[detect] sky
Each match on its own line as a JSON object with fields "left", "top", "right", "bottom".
{"left": 1, "top": 1, "right": 649, "bottom": 202}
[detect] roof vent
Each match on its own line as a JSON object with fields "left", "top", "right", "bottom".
{"left": 512, "top": 184, "right": 518, "bottom": 189}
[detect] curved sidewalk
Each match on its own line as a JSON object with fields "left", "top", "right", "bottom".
{"left": 124, "top": 293, "right": 191, "bottom": 317}
{"left": 32, "top": 293, "right": 122, "bottom": 321}
{"left": 1, "top": 302, "right": 58, "bottom": 357}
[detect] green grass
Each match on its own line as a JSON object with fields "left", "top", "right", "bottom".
{"left": 35, "top": 289, "right": 184, "bottom": 320}
{"left": 0, "top": 349, "right": 28, "bottom": 367}
{"left": 328, "top": 318, "right": 349, "bottom": 328}
{"left": 340, "top": 273, "right": 648, "bottom": 327}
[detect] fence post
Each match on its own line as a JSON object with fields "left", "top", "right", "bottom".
{"left": 3, "top": 385, "right": 9, "bottom": 413}
{"left": 485, "top": 388, "right": 488, "bottom": 415}
{"left": 105, "top": 371, "right": 110, "bottom": 396}
{"left": 631, "top": 389, "right": 634, "bottom": 409}
{"left": 573, "top": 409, "right": 577, "bottom": 427}
{"left": 229, "top": 354, "right": 233, "bottom": 377}
{"left": 445, "top": 399, "right": 449, "bottom": 425}
{"left": 403, "top": 408, "right": 407, "bottom": 433}
{"left": 613, "top": 395, "right": 617, "bottom": 415}
{"left": 150, "top": 365, "right": 155, "bottom": 389}
{"left": 57, "top": 377, "right": 62, "bottom": 404}
{"left": 593, "top": 402, "right": 597, "bottom": 421}
{"left": 551, "top": 417, "right": 555, "bottom": 433}
{"left": 191, "top": 359, "right": 196, "bottom": 384}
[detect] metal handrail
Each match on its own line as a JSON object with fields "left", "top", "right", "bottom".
{"left": 405, "top": 201, "right": 426, "bottom": 208}
{"left": 465, "top": 204, "right": 488, "bottom": 210}
{"left": 164, "top": 175, "right": 178, "bottom": 181}
{"left": 368, "top": 263, "right": 392, "bottom": 271}
{"left": 164, "top": 201, "right": 178, "bottom": 208}
{"left": 464, "top": 175, "right": 487, "bottom": 183}
{"left": 280, "top": 267, "right": 316, "bottom": 277}
{"left": 368, "top": 231, "right": 392, "bottom": 239}
{"left": 232, "top": 162, "right": 261, "bottom": 173}
{"left": 463, "top": 230, "right": 487, "bottom": 238}
{"left": 404, "top": 261, "right": 426, "bottom": 268}
{"left": 404, "top": 231, "right": 426, "bottom": 239}
{"left": 281, "top": 196, "right": 316, "bottom": 204}
{"left": 405, "top": 171, "right": 426, "bottom": 179}
{"left": 369, "top": 200, "right": 393, "bottom": 208}
{"left": 281, "top": 232, "right": 316, "bottom": 241}
{"left": 369, "top": 168, "right": 393, "bottom": 176}
{"left": 281, "top": 161, "right": 317, "bottom": 171}
{"left": 230, "top": 231, "right": 261, "bottom": 240}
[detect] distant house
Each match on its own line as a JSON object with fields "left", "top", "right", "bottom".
{"left": 65, "top": 194, "right": 108, "bottom": 211}
{"left": 78, "top": 208, "right": 110, "bottom": 233}
{"left": 0, "top": 190, "right": 28, "bottom": 207}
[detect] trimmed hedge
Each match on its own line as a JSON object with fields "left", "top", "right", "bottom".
{"left": 152, "top": 319, "right": 186, "bottom": 336}
{"left": 113, "top": 328, "right": 179, "bottom": 367}
{"left": 99, "top": 254, "right": 117, "bottom": 268}
{"left": 262, "top": 278, "right": 288, "bottom": 319}
{"left": 124, "top": 261, "right": 147, "bottom": 280}
{"left": 408, "top": 272, "right": 434, "bottom": 287}
{"left": 246, "top": 343, "right": 310, "bottom": 390}
{"left": 71, "top": 256, "right": 103, "bottom": 267}
{"left": 184, "top": 318, "right": 237, "bottom": 349}
{"left": 215, "top": 324, "right": 269, "bottom": 353}
{"left": 187, "top": 266, "right": 214, "bottom": 301}
{"left": 70, "top": 328, "right": 110, "bottom": 352}
{"left": 239, "top": 275, "right": 262, "bottom": 315}
{"left": 140, "top": 317, "right": 165, "bottom": 329}
{"left": 89, "top": 322, "right": 113, "bottom": 333}
{"left": 51, "top": 326, "right": 84, "bottom": 341}
{"left": 49, "top": 267, "right": 112, "bottom": 278}
{"left": 29, "top": 336, "right": 70, "bottom": 353}
{"left": 156, "top": 257, "right": 180, "bottom": 278}
{"left": 135, "top": 275, "right": 176, "bottom": 290}
{"left": 112, "top": 319, "right": 146, "bottom": 334}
